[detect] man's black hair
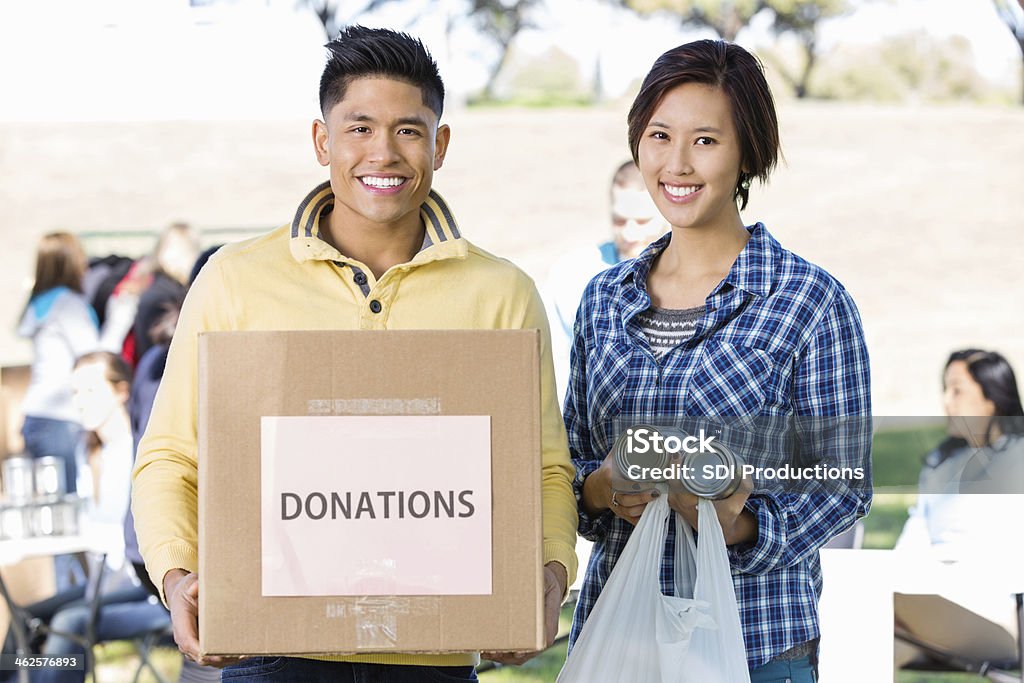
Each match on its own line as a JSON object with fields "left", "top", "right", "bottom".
{"left": 319, "top": 25, "right": 445, "bottom": 119}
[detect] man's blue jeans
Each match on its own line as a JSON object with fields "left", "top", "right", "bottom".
{"left": 220, "top": 659, "right": 478, "bottom": 682}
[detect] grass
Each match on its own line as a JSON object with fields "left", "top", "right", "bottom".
{"left": 478, "top": 605, "right": 574, "bottom": 682}
{"left": 872, "top": 423, "right": 948, "bottom": 488}
{"left": 861, "top": 424, "right": 947, "bottom": 549}
{"left": 896, "top": 673, "right": 1004, "bottom": 682}
{"left": 92, "top": 640, "right": 181, "bottom": 682}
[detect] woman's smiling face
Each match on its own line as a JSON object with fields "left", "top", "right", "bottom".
{"left": 637, "top": 82, "right": 744, "bottom": 234}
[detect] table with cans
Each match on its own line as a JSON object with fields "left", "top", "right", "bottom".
{"left": 0, "top": 455, "right": 106, "bottom": 683}
{"left": 1, "top": 456, "right": 84, "bottom": 541}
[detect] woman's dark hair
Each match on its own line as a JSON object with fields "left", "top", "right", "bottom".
{"left": 627, "top": 39, "right": 779, "bottom": 210}
{"left": 937, "top": 348, "right": 1024, "bottom": 458}
{"left": 319, "top": 25, "right": 445, "bottom": 119}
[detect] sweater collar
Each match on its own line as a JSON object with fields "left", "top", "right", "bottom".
{"left": 288, "top": 181, "right": 467, "bottom": 265}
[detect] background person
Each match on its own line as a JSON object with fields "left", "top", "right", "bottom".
{"left": 543, "top": 160, "right": 668, "bottom": 399}
{"left": 17, "top": 232, "right": 99, "bottom": 497}
{"left": 893, "top": 348, "right": 1024, "bottom": 671}
{"left": 896, "top": 348, "right": 1024, "bottom": 556}
{"left": 125, "top": 246, "right": 222, "bottom": 683}
{"left": 130, "top": 222, "right": 200, "bottom": 365}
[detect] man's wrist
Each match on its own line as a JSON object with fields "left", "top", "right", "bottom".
{"left": 544, "top": 561, "right": 568, "bottom": 601}
{"left": 163, "top": 568, "right": 189, "bottom": 599}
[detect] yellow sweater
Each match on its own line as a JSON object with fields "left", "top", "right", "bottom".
{"left": 132, "top": 182, "right": 578, "bottom": 667}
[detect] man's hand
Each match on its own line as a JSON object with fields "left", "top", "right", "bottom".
{"left": 481, "top": 562, "right": 568, "bottom": 666}
{"left": 667, "top": 476, "right": 757, "bottom": 546}
{"left": 163, "top": 569, "right": 246, "bottom": 668}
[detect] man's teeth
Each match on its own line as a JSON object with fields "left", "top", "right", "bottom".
{"left": 361, "top": 176, "right": 405, "bottom": 188}
{"left": 664, "top": 184, "right": 700, "bottom": 197}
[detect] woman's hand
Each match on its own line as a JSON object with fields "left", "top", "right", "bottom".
{"left": 668, "top": 476, "right": 757, "bottom": 545}
{"left": 581, "top": 451, "right": 660, "bottom": 526}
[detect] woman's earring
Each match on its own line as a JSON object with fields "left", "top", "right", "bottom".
{"left": 740, "top": 174, "right": 751, "bottom": 190}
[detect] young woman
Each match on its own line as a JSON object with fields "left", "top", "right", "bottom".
{"left": 18, "top": 232, "right": 99, "bottom": 498}
{"left": 566, "top": 40, "right": 871, "bottom": 682}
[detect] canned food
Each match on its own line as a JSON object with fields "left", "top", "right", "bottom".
{"left": 0, "top": 504, "right": 32, "bottom": 540}
{"left": 34, "top": 456, "right": 67, "bottom": 498}
{"left": 611, "top": 424, "right": 673, "bottom": 491}
{"left": 2, "top": 457, "right": 36, "bottom": 505}
{"left": 611, "top": 424, "right": 744, "bottom": 499}
{"left": 30, "top": 496, "right": 81, "bottom": 537}
{"left": 679, "top": 439, "right": 745, "bottom": 500}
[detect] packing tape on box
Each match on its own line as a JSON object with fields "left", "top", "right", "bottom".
{"left": 324, "top": 594, "right": 442, "bottom": 648}
{"left": 307, "top": 398, "right": 442, "bottom": 416}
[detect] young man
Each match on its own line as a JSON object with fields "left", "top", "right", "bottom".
{"left": 543, "top": 161, "right": 667, "bottom": 401}
{"left": 132, "top": 26, "right": 578, "bottom": 681}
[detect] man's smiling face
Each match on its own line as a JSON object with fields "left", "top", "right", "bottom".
{"left": 313, "top": 77, "right": 450, "bottom": 233}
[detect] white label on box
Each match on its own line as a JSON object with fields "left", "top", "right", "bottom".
{"left": 260, "top": 415, "right": 492, "bottom": 596}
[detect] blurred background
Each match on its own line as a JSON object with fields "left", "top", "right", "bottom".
{"left": 1, "top": 2, "right": 1023, "bottom": 681}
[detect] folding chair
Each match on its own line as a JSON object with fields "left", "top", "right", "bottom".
{"left": 20, "top": 551, "right": 173, "bottom": 683}
{"left": 895, "top": 592, "right": 1024, "bottom": 683}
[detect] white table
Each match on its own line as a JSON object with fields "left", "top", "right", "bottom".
{"left": 0, "top": 526, "right": 122, "bottom": 683}
{"left": 819, "top": 548, "right": 1024, "bottom": 682}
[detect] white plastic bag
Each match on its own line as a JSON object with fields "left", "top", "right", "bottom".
{"left": 558, "top": 496, "right": 750, "bottom": 683}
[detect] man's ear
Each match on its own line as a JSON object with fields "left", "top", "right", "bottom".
{"left": 312, "top": 119, "right": 330, "bottom": 167}
{"left": 434, "top": 124, "right": 451, "bottom": 171}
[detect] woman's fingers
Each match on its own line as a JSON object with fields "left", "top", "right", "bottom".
{"left": 610, "top": 489, "right": 659, "bottom": 524}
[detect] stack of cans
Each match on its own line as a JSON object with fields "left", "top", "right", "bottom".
{"left": 0, "top": 456, "right": 82, "bottom": 539}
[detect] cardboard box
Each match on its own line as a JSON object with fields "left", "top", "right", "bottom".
{"left": 198, "top": 330, "right": 544, "bottom": 656}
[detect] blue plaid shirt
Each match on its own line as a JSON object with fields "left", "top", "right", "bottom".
{"left": 565, "top": 224, "right": 872, "bottom": 669}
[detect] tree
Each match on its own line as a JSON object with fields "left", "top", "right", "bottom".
{"left": 763, "top": 0, "right": 850, "bottom": 98}
{"left": 993, "top": 0, "right": 1024, "bottom": 103}
{"left": 621, "top": 0, "right": 765, "bottom": 42}
{"left": 298, "top": 0, "right": 343, "bottom": 38}
{"left": 811, "top": 32, "right": 990, "bottom": 103}
{"left": 467, "top": 0, "right": 542, "bottom": 100}
{"left": 297, "top": 0, "right": 407, "bottom": 39}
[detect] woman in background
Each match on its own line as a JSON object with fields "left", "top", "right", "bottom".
{"left": 893, "top": 349, "right": 1024, "bottom": 671}
{"left": 17, "top": 232, "right": 98, "bottom": 498}
{"left": 896, "top": 348, "right": 1024, "bottom": 555}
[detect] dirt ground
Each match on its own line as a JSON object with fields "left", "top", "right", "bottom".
{"left": 2, "top": 101, "right": 1022, "bottom": 415}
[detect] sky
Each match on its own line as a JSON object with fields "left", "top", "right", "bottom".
{"left": 0, "top": 0, "right": 1019, "bottom": 120}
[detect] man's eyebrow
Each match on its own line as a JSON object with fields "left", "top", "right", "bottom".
{"left": 395, "top": 116, "right": 429, "bottom": 128}
{"left": 344, "top": 112, "right": 375, "bottom": 123}
{"left": 343, "top": 113, "right": 430, "bottom": 128}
